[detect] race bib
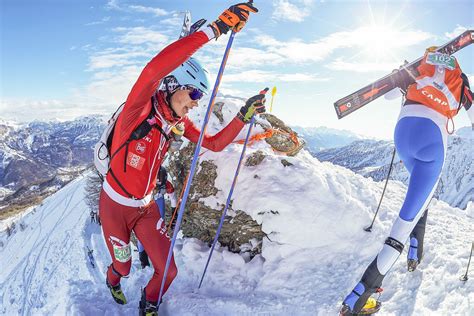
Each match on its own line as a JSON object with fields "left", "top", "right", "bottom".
{"left": 110, "top": 236, "right": 131, "bottom": 263}
{"left": 426, "top": 52, "right": 456, "bottom": 70}
{"left": 112, "top": 243, "right": 131, "bottom": 263}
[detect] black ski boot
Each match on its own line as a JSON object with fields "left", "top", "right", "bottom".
{"left": 106, "top": 278, "right": 127, "bottom": 305}
{"left": 340, "top": 297, "right": 381, "bottom": 315}
{"left": 407, "top": 237, "right": 422, "bottom": 272}
{"left": 139, "top": 289, "right": 159, "bottom": 316}
{"left": 407, "top": 259, "right": 419, "bottom": 272}
{"left": 139, "top": 250, "right": 150, "bottom": 269}
{"left": 340, "top": 282, "right": 382, "bottom": 315}
{"left": 408, "top": 210, "right": 428, "bottom": 272}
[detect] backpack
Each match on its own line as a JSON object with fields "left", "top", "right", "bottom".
{"left": 94, "top": 103, "right": 125, "bottom": 180}
{"left": 93, "top": 100, "right": 169, "bottom": 181}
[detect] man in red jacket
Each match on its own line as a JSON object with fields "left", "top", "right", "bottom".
{"left": 99, "top": 2, "right": 262, "bottom": 315}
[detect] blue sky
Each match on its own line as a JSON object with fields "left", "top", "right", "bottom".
{"left": 1, "top": 0, "right": 473, "bottom": 139}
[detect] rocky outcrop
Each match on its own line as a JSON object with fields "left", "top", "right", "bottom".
{"left": 162, "top": 107, "right": 306, "bottom": 257}
{"left": 166, "top": 143, "right": 265, "bottom": 257}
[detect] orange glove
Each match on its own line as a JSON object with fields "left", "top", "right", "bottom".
{"left": 210, "top": 2, "right": 258, "bottom": 37}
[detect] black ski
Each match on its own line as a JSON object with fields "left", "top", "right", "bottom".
{"left": 334, "top": 30, "right": 474, "bottom": 119}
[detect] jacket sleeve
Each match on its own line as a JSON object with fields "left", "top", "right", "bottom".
{"left": 183, "top": 116, "right": 245, "bottom": 152}
{"left": 114, "top": 27, "right": 216, "bottom": 146}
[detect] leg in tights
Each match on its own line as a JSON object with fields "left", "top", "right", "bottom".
{"left": 343, "top": 116, "right": 445, "bottom": 313}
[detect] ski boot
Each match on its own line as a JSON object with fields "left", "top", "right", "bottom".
{"left": 139, "top": 251, "right": 150, "bottom": 269}
{"left": 340, "top": 282, "right": 382, "bottom": 315}
{"left": 139, "top": 289, "right": 159, "bottom": 316}
{"left": 407, "top": 237, "right": 420, "bottom": 272}
{"left": 106, "top": 278, "right": 127, "bottom": 305}
{"left": 340, "top": 297, "right": 381, "bottom": 315}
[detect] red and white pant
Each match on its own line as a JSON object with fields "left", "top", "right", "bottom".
{"left": 99, "top": 188, "right": 177, "bottom": 302}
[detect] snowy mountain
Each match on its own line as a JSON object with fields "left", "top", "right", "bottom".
{"left": 1, "top": 97, "right": 473, "bottom": 315}
{"left": 0, "top": 116, "right": 104, "bottom": 188}
{"left": 0, "top": 117, "right": 105, "bottom": 217}
{"left": 291, "top": 125, "right": 364, "bottom": 153}
{"left": 315, "top": 128, "right": 473, "bottom": 210}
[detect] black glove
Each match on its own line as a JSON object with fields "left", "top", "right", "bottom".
{"left": 210, "top": 2, "right": 258, "bottom": 37}
{"left": 237, "top": 88, "right": 268, "bottom": 123}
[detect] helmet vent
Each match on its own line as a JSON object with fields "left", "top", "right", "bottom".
{"left": 200, "top": 82, "right": 208, "bottom": 90}
{"left": 186, "top": 70, "right": 196, "bottom": 80}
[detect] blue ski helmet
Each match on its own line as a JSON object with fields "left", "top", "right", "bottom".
{"left": 169, "top": 57, "right": 211, "bottom": 95}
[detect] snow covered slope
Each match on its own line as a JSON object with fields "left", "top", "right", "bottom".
{"left": 315, "top": 130, "right": 473, "bottom": 210}
{"left": 1, "top": 150, "right": 473, "bottom": 315}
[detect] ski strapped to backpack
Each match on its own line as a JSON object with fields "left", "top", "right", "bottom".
{"left": 334, "top": 30, "right": 474, "bottom": 119}
{"left": 93, "top": 97, "right": 169, "bottom": 189}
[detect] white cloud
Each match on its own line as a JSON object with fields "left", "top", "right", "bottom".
{"left": 326, "top": 59, "right": 400, "bottom": 73}
{"left": 445, "top": 25, "right": 473, "bottom": 39}
{"left": 113, "top": 26, "right": 169, "bottom": 45}
{"left": 106, "top": 0, "right": 168, "bottom": 17}
{"left": 161, "top": 15, "right": 184, "bottom": 28}
{"left": 85, "top": 16, "right": 111, "bottom": 26}
{"left": 272, "top": 0, "right": 314, "bottom": 23}
{"left": 223, "top": 70, "right": 327, "bottom": 83}
{"left": 128, "top": 5, "right": 168, "bottom": 17}
{"left": 256, "top": 27, "right": 433, "bottom": 64}
{"left": 87, "top": 49, "right": 151, "bottom": 70}
{"left": 106, "top": 0, "right": 120, "bottom": 10}
{"left": 0, "top": 98, "right": 111, "bottom": 122}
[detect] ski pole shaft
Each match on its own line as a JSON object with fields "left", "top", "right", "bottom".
{"left": 198, "top": 114, "right": 256, "bottom": 289}
{"left": 460, "top": 242, "right": 473, "bottom": 281}
{"left": 364, "top": 148, "right": 396, "bottom": 232}
{"left": 158, "top": 31, "right": 236, "bottom": 303}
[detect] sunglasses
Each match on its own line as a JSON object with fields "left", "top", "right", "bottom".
{"left": 180, "top": 85, "right": 204, "bottom": 101}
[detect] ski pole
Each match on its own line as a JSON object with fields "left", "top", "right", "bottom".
{"left": 364, "top": 148, "right": 396, "bottom": 232}
{"left": 460, "top": 241, "right": 473, "bottom": 281}
{"left": 198, "top": 89, "right": 267, "bottom": 288}
{"left": 158, "top": 31, "right": 237, "bottom": 303}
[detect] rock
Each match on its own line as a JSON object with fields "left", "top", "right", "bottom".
{"left": 245, "top": 150, "right": 266, "bottom": 167}
{"left": 281, "top": 159, "right": 293, "bottom": 167}
{"left": 166, "top": 142, "right": 264, "bottom": 257}
{"left": 212, "top": 102, "right": 225, "bottom": 124}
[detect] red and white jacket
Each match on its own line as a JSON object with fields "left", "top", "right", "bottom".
{"left": 103, "top": 27, "right": 244, "bottom": 207}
